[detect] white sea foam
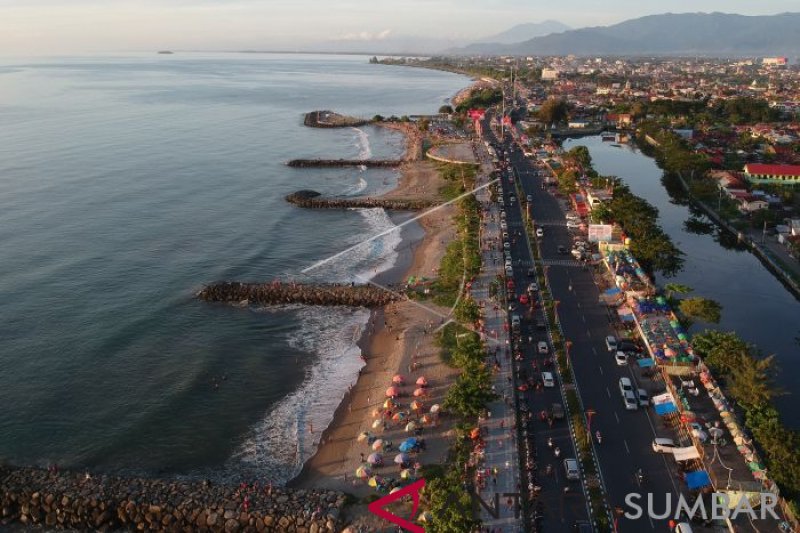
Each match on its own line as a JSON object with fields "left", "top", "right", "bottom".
{"left": 343, "top": 176, "right": 368, "bottom": 195}
{"left": 230, "top": 305, "right": 368, "bottom": 484}
{"left": 351, "top": 127, "right": 372, "bottom": 160}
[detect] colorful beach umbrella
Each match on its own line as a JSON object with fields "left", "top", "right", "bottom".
{"left": 357, "top": 431, "right": 371, "bottom": 443}
{"left": 372, "top": 419, "right": 382, "bottom": 430}
{"left": 430, "top": 404, "right": 441, "bottom": 414}
{"left": 386, "top": 386, "right": 399, "bottom": 397}
{"left": 372, "top": 439, "right": 385, "bottom": 451}
{"left": 405, "top": 421, "right": 417, "bottom": 432}
{"left": 367, "top": 453, "right": 382, "bottom": 465}
{"left": 400, "top": 469, "right": 414, "bottom": 479}
{"left": 413, "top": 388, "right": 425, "bottom": 397}
{"left": 390, "top": 487, "right": 402, "bottom": 494}
{"left": 383, "top": 399, "right": 395, "bottom": 409}
{"left": 410, "top": 400, "right": 423, "bottom": 411}
{"left": 398, "top": 440, "right": 415, "bottom": 452}
{"left": 416, "top": 376, "right": 428, "bottom": 386}
{"left": 394, "top": 453, "right": 410, "bottom": 464}
{"left": 392, "top": 375, "right": 405, "bottom": 385}
{"left": 421, "top": 414, "right": 432, "bottom": 424}
{"left": 368, "top": 476, "right": 379, "bottom": 487}
{"left": 392, "top": 411, "right": 406, "bottom": 421}
{"left": 355, "top": 466, "right": 371, "bottom": 478}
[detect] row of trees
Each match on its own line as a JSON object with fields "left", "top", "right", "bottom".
{"left": 691, "top": 330, "right": 800, "bottom": 508}
{"left": 455, "top": 87, "right": 502, "bottom": 114}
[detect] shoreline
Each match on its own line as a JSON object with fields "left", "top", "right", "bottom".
{"left": 288, "top": 119, "right": 461, "bottom": 501}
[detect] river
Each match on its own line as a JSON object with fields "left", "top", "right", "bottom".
{"left": 564, "top": 136, "right": 800, "bottom": 429}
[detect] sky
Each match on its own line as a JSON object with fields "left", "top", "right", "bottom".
{"left": 0, "top": 0, "right": 797, "bottom": 55}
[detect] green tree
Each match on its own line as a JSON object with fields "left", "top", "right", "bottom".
{"left": 372, "top": 114, "right": 384, "bottom": 122}
{"left": 664, "top": 283, "right": 693, "bottom": 300}
{"left": 678, "top": 297, "right": 722, "bottom": 325}
{"left": 727, "top": 355, "right": 780, "bottom": 408}
{"left": 439, "top": 105, "right": 454, "bottom": 114}
{"left": 538, "top": 98, "right": 569, "bottom": 127}
{"left": 444, "top": 362, "right": 496, "bottom": 419}
{"left": 424, "top": 476, "right": 480, "bottom": 533}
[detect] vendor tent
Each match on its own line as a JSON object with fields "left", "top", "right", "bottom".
{"left": 685, "top": 470, "right": 712, "bottom": 490}
{"left": 673, "top": 446, "right": 701, "bottom": 462}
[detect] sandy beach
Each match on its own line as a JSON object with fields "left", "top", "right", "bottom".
{"left": 290, "top": 127, "right": 463, "bottom": 510}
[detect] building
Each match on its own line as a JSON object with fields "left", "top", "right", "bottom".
{"left": 743, "top": 164, "right": 800, "bottom": 185}
{"left": 541, "top": 69, "right": 559, "bottom": 81}
{"left": 762, "top": 57, "right": 788, "bottom": 66}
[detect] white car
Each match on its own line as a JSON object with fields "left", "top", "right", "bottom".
{"left": 563, "top": 458, "right": 580, "bottom": 480}
{"left": 535, "top": 228, "right": 544, "bottom": 238}
{"left": 528, "top": 282, "right": 538, "bottom": 293}
{"left": 605, "top": 336, "right": 617, "bottom": 352}
{"left": 652, "top": 438, "right": 677, "bottom": 453}
{"left": 537, "top": 341, "right": 549, "bottom": 354}
{"left": 622, "top": 391, "right": 638, "bottom": 410}
{"left": 566, "top": 220, "right": 580, "bottom": 229}
{"left": 503, "top": 241, "right": 510, "bottom": 249}
{"left": 619, "top": 377, "right": 633, "bottom": 395}
{"left": 541, "top": 372, "right": 555, "bottom": 388}
{"left": 614, "top": 351, "right": 628, "bottom": 366}
{"left": 674, "top": 522, "right": 694, "bottom": 533}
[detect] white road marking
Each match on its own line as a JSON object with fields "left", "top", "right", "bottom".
{"left": 606, "top": 387, "right": 611, "bottom": 398}
{"left": 614, "top": 412, "right": 620, "bottom": 424}
{"left": 598, "top": 366, "right": 604, "bottom": 375}
{"left": 624, "top": 440, "right": 630, "bottom": 454}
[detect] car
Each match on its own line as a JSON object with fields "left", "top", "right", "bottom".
{"left": 619, "top": 377, "right": 633, "bottom": 395}
{"left": 605, "top": 336, "right": 618, "bottom": 352}
{"left": 550, "top": 403, "right": 565, "bottom": 420}
{"left": 617, "top": 340, "right": 642, "bottom": 353}
{"left": 614, "top": 351, "right": 628, "bottom": 366}
{"left": 528, "top": 282, "right": 538, "bottom": 292}
{"left": 509, "top": 195, "right": 516, "bottom": 203}
{"left": 503, "top": 241, "right": 510, "bottom": 249}
{"left": 502, "top": 231, "right": 509, "bottom": 239}
{"left": 566, "top": 220, "right": 580, "bottom": 229}
{"left": 564, "top": 458, "right": 580, "bottom": 480}
{"left": 541, "top": 372, "right": 555, "bottom": 388}
{"left": 622, "top": 391, "right": 638, "bottom": 410}
{"left": 500, "top": 222, "right": 508, "bottom": 230}
{"left": 526, "top": 194, "right": 533, "bottom": 202}
{"left": 557, "top": 245, "right": 567, "bottom": 254}
{"left": 505, "top": 265, "right": 513, "bottom": 276}
{"left": 500, "top": 210, "right": 506, "bottom": 219}
{"left": 637, "top": 388, "right": 650, "bottom": 407}
{"left": 535, "top": 228, "right": 544, "bottom": 238}
{"left": 527, "top": 268, "right": 535, "bottom": 277}
{"left": 537, "top": 341, "right": 549, "bottom": 354}
{"left": 536, "top": 318, "right": 546, "bottom": 330}
{"left": 505, "top": 258, "right": 512, "bottom": 267}
{"left": 652, "top": 437, "right": 677, "bottom": 453}
{"left": 674, "top": 522, "right": 694, "bottom": 533}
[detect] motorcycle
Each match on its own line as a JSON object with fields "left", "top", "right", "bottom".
{"left": 595, "top": 430, "right": 602, "bottom": 444}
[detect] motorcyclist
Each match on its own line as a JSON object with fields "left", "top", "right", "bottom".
{"left": 595, "top": 430, "right": 602, "bottom": 444}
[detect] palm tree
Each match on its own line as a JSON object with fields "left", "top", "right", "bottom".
{"left": 728, "top": 355, "right": 781, "bottom": 408}
{"left": 664, "top": 283, "right": 693, "bottom": 300}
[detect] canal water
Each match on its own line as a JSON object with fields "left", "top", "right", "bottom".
{"left": 564, "top": 136, "right": 800, "bottom": 428}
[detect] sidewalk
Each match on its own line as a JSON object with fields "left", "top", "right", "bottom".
{"left": 470, "top": 164, "right": 522, "bottom": 532}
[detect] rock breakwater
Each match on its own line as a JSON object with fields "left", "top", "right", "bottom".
{"left": 286, "top": 159, "right": 402, "bottom": 169}
{"left": 0, "top": 465, "right": 345, "bottom": 532}
{"left": 286, "top": 190, "right": 435, "bottom": 211}
{"left": 303, "top": 111, "right": 369, "bottom": 128}
{"left": 198, "top": 281, "right": 400, "bottom": 307}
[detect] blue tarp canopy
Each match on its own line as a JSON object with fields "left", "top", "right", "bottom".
{"left": 685, "top": 470, "right": 712, "bottom": 490}
{"left": 604, "top": 287, "right": 621, "bottom": 296}
{"left": 654, "top": 402, "right": 678, "bottom": 416}
{"left": 637, "top": 358, "right": 655, "bottom": 368}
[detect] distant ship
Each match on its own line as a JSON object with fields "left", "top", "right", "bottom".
{"left": 157, "top": 51, "right": 174, "bottom": 55}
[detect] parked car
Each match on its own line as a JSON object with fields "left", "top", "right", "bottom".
{"left": 564, "top": 458, "right": 580, "bottom": 480}
{"left": 605, "top": 336, "right": 618, "bottom": 352}
{"left": 652, "top": 438, "right": 677, "bottom": 453}
{"left": 528, "top": 282, "right": 539, "bottom": 293}
{"left": 637, "top": 388, "right": 650, "bottom": 407}
{"left": 526, "top": 194, "right": 533, "bottom": 202}
{"left": 541, "top": 372, "right": 555, "bottom": 388}
{"left": 618, "top": 377, "right": 633, "bottom": 395}
{"left": 527, "top": 268, "right": 535, "bottom": 277}
{"left": 536, "top": 228, "right": 544, "bottom": 238}
{"left": 557, "top": 245, "right": 567, "bottom": 254}
{"left": 566, "top": 220, "right": 580, "bottom": 229}
{"left": 550, "top": 403, "right": 565, "bottom": 420}
{"left": 614, "top": 351, "right": 628, "bottom": 366}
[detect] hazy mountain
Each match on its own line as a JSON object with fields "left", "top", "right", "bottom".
{"left": 451, "top": 12, "right": 800, "bottom": 56}
{"left": 308, "top": 35, "right": 468, "bottom": 55}
{"left": 478, "top": 21, "right": 571, "bottom": 45}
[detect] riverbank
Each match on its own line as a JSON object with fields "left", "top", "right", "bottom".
{"left": 290, "top": 127, "right": 460, "bottom": 500}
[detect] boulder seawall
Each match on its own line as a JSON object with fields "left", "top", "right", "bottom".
{"left": 303, "top": 111, "right": 369, "bottom": 129}
{"left": 286, "top": 190, "right": 435, "bottom": 211}
{"left": 286, "top": 159, "right": 402, "bottom": 168}
{"left": 0, "top": 465, "right": 346, "bottom": 532}
{"left": 198, "top": 281, "right": 400, "bottom": 307}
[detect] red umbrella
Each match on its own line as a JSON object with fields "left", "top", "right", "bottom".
{"left": 386, "top": 386, "right": 399, "bottom": 397}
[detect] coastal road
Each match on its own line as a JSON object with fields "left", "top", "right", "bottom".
{"left": 497, "top": 132, "right": 694, "bottom": 532}
{"left": 478, "top": 129, "right": 592, "bottom": 530}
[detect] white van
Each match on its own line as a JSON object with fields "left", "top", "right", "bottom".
{"left": 564, "top": 458, "right": 580, "bottom": 480}
{"left": 605, "top": 336, "right": 617, "bottom": 352}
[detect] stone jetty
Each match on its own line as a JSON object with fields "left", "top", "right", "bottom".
{"left": 286, "top": 190, "right": 435, "bottom": 211}
{"left": 0, "top": 465, "right": 345, "bottom": 532}
{"left": 286, "top": 159, "right": 403, "bottom": 169}
{"left": 198, "top": 281, "right": 401, "bottom": 307}
{"left": 303, "top": 110, "right": 369, "bottom": 128}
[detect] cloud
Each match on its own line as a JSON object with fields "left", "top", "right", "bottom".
{"left": 334, "top": 29, "right": 392, "bottom": 41}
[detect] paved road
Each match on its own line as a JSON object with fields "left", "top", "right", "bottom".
{"left": 480, "top": 126, "right": 594, "bottom": 531}
{"left": 480, "top": 120, "right": 710, "bottom": 532}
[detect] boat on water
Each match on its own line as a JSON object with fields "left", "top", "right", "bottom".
{"left": 157, "top": 50, "right": 174, "bottom": 55}
{"left": 601, "top": 131, "right": 616, "bottom": 141}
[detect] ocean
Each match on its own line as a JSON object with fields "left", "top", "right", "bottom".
{"left": 0, "top": 53, "right": 469, "bottom": 483}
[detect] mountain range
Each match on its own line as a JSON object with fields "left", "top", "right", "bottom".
{"left": 452, "top": 12, "right": 800, "bottom": 56}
